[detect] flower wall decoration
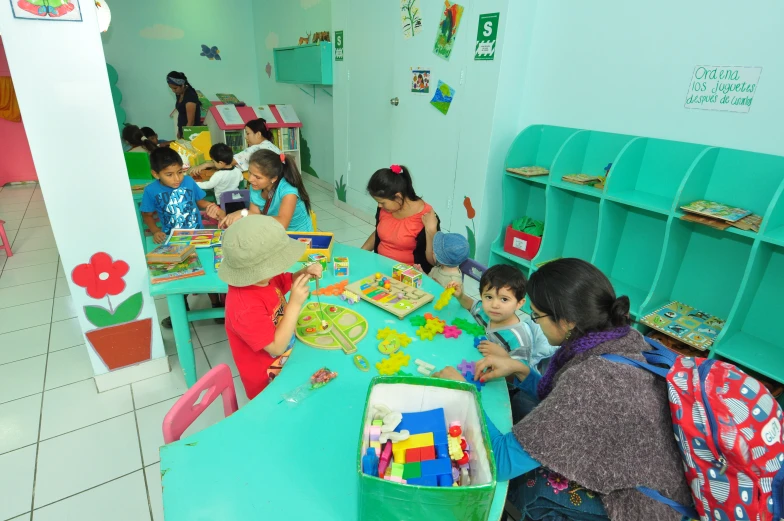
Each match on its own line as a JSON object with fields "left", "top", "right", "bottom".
{"left": 463, "top": 196, "right": 477, "bottom": 258}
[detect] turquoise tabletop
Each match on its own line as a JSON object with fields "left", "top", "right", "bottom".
{"left": 159, "top": 243, "right": 512, "bottom": 521}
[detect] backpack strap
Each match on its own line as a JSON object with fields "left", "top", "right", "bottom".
{"left": 601, "top": 354, "right": 670, "bottom": 378}
{"left": 637, "top": 487, "right": 699, "bottom": 519}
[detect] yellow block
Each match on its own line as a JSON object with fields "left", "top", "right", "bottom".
{"left": 391, "top": 432, "right": 435, "bottom": 463}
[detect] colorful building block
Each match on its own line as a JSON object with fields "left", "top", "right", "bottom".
{"left": 425, "top": 319, "right": 445, "bottom": 334}
{"left": 378, "top": 442, "right": 393, "bottom": 477}
{"left": 341, "top": 290, "right": 360, "bottom": 304}
{"left": 362, "top": 448, "right": 379, "bottom": 476}
{"left": 377, "top": 327, "right": 397, "bottom": 339}
{"left": 333, "top": 256, "right": 349, "bottom": 277}
{"left": 405, "top": 448, "right": 421, "bottom": 462}
{"left": 435, "top": 443, "right": 449, "bottom": 459}
{"left": 464, "top": 371, "right": 485, "bottom": 391}
{"left": 420, "top": 445, "right": 435, "bottom": 461}
{"left": 403, "top": 462, "right": 422, "bottom": 479}
{"left": 416, "top": 326, "right": 437, "bottom": 341}
{"left": 473, "top": 335, "right": 488, "bottom": 348}
{"left": 369, "top": 425, "right": 381, "bottom": 441}
{"left": 308, "top": 253, "right": 327, "bottom": 270}
{"left": 409, "top": 315, "right": 427, "bottom": 327}
{"left": 370, "top": 441, "right": 381, "bottom": 455}
{"left": 434, "top": 287, "right": 455, "bottom": 310}
{"left": 443, "top": 325, "right": 461, "bottom": 339}
{"left": 390, "top": 462, "right": 404, "bottom": 478}
{"left": 376, "top": 351, "right": 411, "bottom": 375}
{"left": 452, "top": 318, "right": 487, "bottom": 337}
{"left": 392, "top": 263, "right": 410, "bottom": 281}
{"left": 384, "top": 475, "right": 407, "bottom": 484}
{"left": 421, "top": 457, "right": 454, "bottom": 487}
{"left": 397, "top": 408, "right": 448, "bottom": 439}
{"left": 457, "top": 359, "right": 476, "bottom": 377}
{"left": 392, "top": 432, "right": 436, "bottom": 463}
{"left": 408, "top": 475, "right": 437, "bottom": 486}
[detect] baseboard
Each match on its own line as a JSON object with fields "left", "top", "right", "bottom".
{"left": 94, "top": 356, "right": 171, "bottom": 392}
{"left": 335, "top": 199, "right": 376, "bottom": 225}
{"left": 305, "top": 176, "right": 333, "bottom": 192}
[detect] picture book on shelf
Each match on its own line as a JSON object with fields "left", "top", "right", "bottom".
{"left": 213, "top": 247, "right": 223, "bottom": 270}
{"left": 166, "top": 229, "right": 222, "bottom": 248}
{"left": 641, "top": 301, "right": 725, "bottom": 350}
{"left": 680, "top": 200, "right": 751, "bottom": 223}
{"left": 680, "top": 213, "right": 731, "bottom": 231}
{"left": 216, "top": 93, "right": 241, "bottom": 105}
{"left": 562, "top": 174, "right": 600, "bottom": 185}
{"left": 145, "top": 243, "right": 195, "bottom": 264}
{"left": 149, "top": 254, "right": 205, "bottom": 285}
{"left": 506, "top": 166, "right": 549, "bottom": 178}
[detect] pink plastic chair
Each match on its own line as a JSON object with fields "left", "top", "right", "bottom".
{"left": 162, "top": 363, "right": 238, "bottom": 444}
{"left": 0, "top": 220, "right": 12, "bottom": 257}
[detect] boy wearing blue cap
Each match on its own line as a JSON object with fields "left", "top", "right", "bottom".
{"left": 429, "top": 232, "right": 470, "bottom": 288}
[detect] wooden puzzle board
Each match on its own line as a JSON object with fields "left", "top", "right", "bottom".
{"left": 295, "top": 303, "right": 368, "bottom": 350}
{"left": 346, "top": 275, "right": 433, "bottom": 319}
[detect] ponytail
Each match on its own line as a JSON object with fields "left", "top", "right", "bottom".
{"left": 245, "top": 118, "right": 274, "bottom": 142}
{"left": 367, "top": 165, "right": 420, "bottom": 204}
{"left": 122, "top": 124, "right": 156, "bottom": 153}
{"left": 249, "top": 149, "right": 312, "bottom": 214}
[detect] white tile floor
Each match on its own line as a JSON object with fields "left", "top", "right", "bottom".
{"left": 0, "top": 180, "right": 396, "bottom": 521}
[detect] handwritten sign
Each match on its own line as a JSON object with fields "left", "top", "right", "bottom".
{"left": 685, "top": 65, "right": 762, "bottom": 113}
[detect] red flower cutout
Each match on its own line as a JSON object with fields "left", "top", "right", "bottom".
{"left": 72, "top": 252, "right": 129, "bottom": 299}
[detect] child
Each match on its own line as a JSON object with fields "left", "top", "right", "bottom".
{"left": 140, "top": 148, "right": 225, "bottom": 244}
{"left": 448, "top": 264, "right": 556, "bottom": 368}
{"left": 192, "top": 119, "right": 281, "bottom": 174}
{"left": 360, "top": 164, "right": 440, "bottom": 274}
{"left": 430, "top": 232, "right": 470, "bottom": 287}
{"left": 217, "top": 215, "right": 323, "bottom": 399}
{"left": 141, "top": 127, "right": 159, "bottom": 146}
{"left": 192, "top": 143, "right": 244, "bottom": 206}
{"left": 122, "top": 124, "right": 156, "bottom": 153}
{"left": 219, "top": 150, "right": 313, "bottom": 232}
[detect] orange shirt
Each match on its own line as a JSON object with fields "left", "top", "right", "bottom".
{"left": 376, "top": 203, "right": 432, "bottom": 265}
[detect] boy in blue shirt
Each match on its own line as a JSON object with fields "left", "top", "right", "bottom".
{"left": 141, "top": 148, "right": 225, "bottom": 243}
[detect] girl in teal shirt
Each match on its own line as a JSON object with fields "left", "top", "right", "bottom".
{"left": 220, "top": 150, "right": 313, "bottom": 232}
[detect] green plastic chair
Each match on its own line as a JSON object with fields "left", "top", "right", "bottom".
{"left": 124, "top": 152, "right": 152, "bottom": 180}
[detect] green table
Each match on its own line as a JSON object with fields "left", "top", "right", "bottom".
{"left": 158, "top": 243, "right": 512, "bottom": 520}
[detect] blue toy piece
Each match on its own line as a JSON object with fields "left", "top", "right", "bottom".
{"left": 420, "top": 457, "right": 454, "bottom": 487}
{"left": 464, "top": 371, "right": 485, "bottom": 391}
{"left": 396, "top": 408, "right": 447, "bottom": 438}
{"left": 435, "top": 443, "right": 449, "bottom": 459}
{"left": 473, "top": 336, "right": 487, "bottom": 348}
{"left": 362, "top": 447, "right": 379, "bottom": 476}
{"left": 408, "top": 475, "right": 437, "bottom": 486}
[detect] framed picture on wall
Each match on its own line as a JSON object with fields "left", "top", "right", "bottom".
{"left": 10, "top": 0, "right": 83, "bottom": 22}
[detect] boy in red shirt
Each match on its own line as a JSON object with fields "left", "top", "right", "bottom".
{"left": 218, "top": 215, "right": 322, "bottom": 399}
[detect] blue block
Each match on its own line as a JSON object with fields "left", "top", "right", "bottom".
{"left": 408, "top": 475, "right": 437, "bottom": 486}
{"left": 464, "top": 371, "right": 485, "bottom": 392}
{"left": 361, "top": 448, "right": 378, "bottom": 476}
{"left": 437, "top": 473, "right": 454, "bottom": 487}
{"left": 397, "top": 408, "right": 447, "bottom": 437}
{"left": 435, "top": 443, "right": 449, "bottom": 459}
{"left": 421, "top": 457, "right": 452, "bottom": 477}
{"left": 473, "top": 336, "right": 487, "bottom": 348}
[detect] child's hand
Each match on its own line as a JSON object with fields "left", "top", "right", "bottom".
{"left": 153, "top": 231, "right": 167, "bottom": 244}
{"left": 446, "top": 281, "right": 464, "bottom": 298}
{"left": 288, "top": 274, "right": 311, "bottom": 306}
{"left": 478, "top": 341, "right": 509, "bottom": 359}
{"left": 204, "top": 203, "right": 222, "bottom": 219}
{"left": 219, "top": 211, "right": 243, "bottom": 229}
{"left": 422, "top": 210, "right": 438, "bottom": 234}
{"left": 475, "top": 355, "right": 529, "bottom": 383}
{"left": 304, "top": 262, "right": 323, "bottom": 279}
{"left": 432, "top": 366, "right": 466, "bottom": 383}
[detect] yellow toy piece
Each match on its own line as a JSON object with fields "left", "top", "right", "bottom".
{"left": 377, "top": 327, "right": 396, "bottom": 340}
{"left": 425, "top": 319, "right": 445, "bottom": 334}
{"left": 392, "top": 432, "right": 435, "bottom": 463}
{"left": 434, "top": 287, "right": 455, "bottom": 311}
{"left": 376, "top": 351, "right": 411, "bottom": 375}
{"left": 448, "top": 435, "right": 463, "bottom": 460}
{"left": 416, "top": 326, "right": 437, "bottom": 341}
{"left": 377, "top": 328, "right": 414, "bottom": 354}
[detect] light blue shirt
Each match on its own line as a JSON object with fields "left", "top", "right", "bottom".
{"left": 470, "top": 302, "right": 557, "bottom": 367}
{"left": 250, "top": 177, "right": 313, "bottom": 232}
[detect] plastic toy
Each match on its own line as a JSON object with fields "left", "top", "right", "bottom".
{"left": 409, "top": 315, "right": 427, "bottom": 327}
{"left": 333, "top": 256, "right": 349, "bottom": 277}
{"left": 457, "top": 359, "right": 476, "bottom": 376}
{"left": 425, "top": 318, "right": 445, "bottom": 334}
{"left": 406, "top": 448, "right": 421, "bottom": 462}
{"left": 295, "top": 303, "right": 366, "bottom": 354}
{"left": 384, "top": 475, "right": 406, "bottom": 484}
{"left": 416, "top": 326, "right": 437, "bottom": 341}
{"left": 362, "top": 448, "right": 379, "bottom": 475}
{"left": 379, "top": 430, "right": 410, "bottom": 444}
{"left": 370, "top": 426, "right": 381, "bottom": 441}
{"left": 434, "top": 287, "right": 455, "bottom": 310}
{"left": 376, "top": 352, "right": 411, "bottom": 375}
{"left": 451, "top": 318, "right": 486, "bottom": 336}
{"left": 392, "top": 432, "right": 435, "bottom": 463}
{"left": 347, "top": 274, "right": 433, "bottom": 319}
{"left": 340, "top": 290, "right": 360, "bottom": 304}
{"left": 464, "top": 371, "right": 485, "bottom": 391}
{"left": 409, "top": 458, "right": 453, "bottom": 487}
{"left": 415, "top": 359, "right": 435, "bottom": 376}
{"left": 473, "top": 335, "right": 487, "bottom": 348}
{"left": 392, "top": 263, "right": 424, "bottom": 288}
{"left": 354, "top": 354, "right": 369, "bottom": 371}
{"left": 424, "top": 312, "right": 445, "bottom": 325}
{"left": 312, "top": 279, "right": 349, "bottom": 296}
{"left": 370, "top": 440, "right": 381, "bottom": 455}
{"left": 391, "top": 463, "right": 404, "bottom": 478}
{"left": 378, "top": 442, "right": 393, "bottom": 477}
{"left": 403, "top": 461, "right": 421, "bottom": 479}
{"left": 442, "top": 325, "right": 461, "bottom": 339}
{"left": 381, "top": 412, "right": 403, "bottom": 433}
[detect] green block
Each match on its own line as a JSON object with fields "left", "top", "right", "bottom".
{"left": 403, "top": 462, "right": 421, "bottom": 479}
{"left": 395, "top": 370, "right": 412, "bottom": 377}
{"left": 372, "top": 420, "right": 383, "bottom": 427}
{"left": 391, "top": 463, "right": 404, "bottom": 478}
{"left": 409, "top": 315, "right": 427, "bottom": 327}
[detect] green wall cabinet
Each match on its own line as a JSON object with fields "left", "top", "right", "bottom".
{"left": 273, "top": 42, "right": 333, "bottom": 85}
{"left": 491, "top": 125, "right": 784, "bottom": 383}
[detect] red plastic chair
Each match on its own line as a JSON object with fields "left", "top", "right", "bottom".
{"left": 0, "top": 220, "right": 12, "bottom": 257}
{"left": 162, "top": 363, "right": 238, "bottom": 444}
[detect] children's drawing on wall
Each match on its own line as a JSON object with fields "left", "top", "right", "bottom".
{"left": 335, "top": 175, "right": 347, "bottom": 203}
{"left": 71, "top": 252, "right": 153, "bottom": 371}
{"left": 300, "top": 131, "right": 318, "bottom": 178}
{"left": 430, "top": 80, "right": 455, "bottom": 115}
{"left": 200, "top": 44, "right": 221, "bottom": 60}
{"left": 266, "top": 62, "right": 272, "bottom": 78}
{"left": 433, "top": 0, "right": 464, "bottom": 60}
{"left": 411, "top": 68, "right": 430, "bottom": 94}
{"left": 12, "top": 0, "right": 82, "bottom": 21}
{"left": 463, "top": 196, "right": 477, "bottom": 258}
{"left": 401, "top": 0, "right": 422, "bottom": 40}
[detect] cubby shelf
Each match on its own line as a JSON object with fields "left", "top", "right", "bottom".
{"left": 490, "top": 125, "right": 784, "bottom": 383}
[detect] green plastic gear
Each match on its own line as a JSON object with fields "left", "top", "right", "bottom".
{"left": 409, "top": 315, "right": 427, "bottom": 327}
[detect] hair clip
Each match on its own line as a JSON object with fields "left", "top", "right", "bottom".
{"left": 280, "top": 153, "right": 287, "bottom": 164}
{"left": 390, "top": 164, "right": 402, "bottom": 174}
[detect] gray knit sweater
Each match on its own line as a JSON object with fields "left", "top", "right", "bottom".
{"left": 513, "top": 330, "right": 693, "bottom": 521}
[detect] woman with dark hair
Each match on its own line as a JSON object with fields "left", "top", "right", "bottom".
{"left": 434, "top": 258, "right": 692, "bottom": 521}
{"left": 361, "top": 164, "right": 439, "bottom": 274}
{"left": 122, "top": 124, "right": 157, "bottom": 153}
{"left": 191, "top": 119, "right": 281, "bottom": 176}
{"left": 167, "top": 71, "right": 200, "bottom": 139}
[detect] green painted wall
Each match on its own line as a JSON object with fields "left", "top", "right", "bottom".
{"left": 251, "top": 0, "right": 334, "bottom": 186}
{"left": 101, "top": 0, "right": 260, "bottom": 140}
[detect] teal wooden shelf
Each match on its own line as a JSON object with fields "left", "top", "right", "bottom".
{"left": 491, "top": 124, "right": 784, "bottom": 383}
{"left": 273, "top": 42, "right": 333, "bottom": 85}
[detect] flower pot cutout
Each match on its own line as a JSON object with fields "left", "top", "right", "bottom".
{"left": 72, "top": 252, "right": 153, "bottom": 371}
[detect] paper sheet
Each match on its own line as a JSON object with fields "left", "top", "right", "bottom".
{"left": 253, "top": 105, "right": 279, "bottom": 124}
{"left": 275, "top": 104, "right": 301, "bottom": 124}
{"left": 216, "top": 104, "right": 244, "bottom": 126}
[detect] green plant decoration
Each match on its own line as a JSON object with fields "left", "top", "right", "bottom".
{"left": 107, "top": 63, "right": 125, "bottom": 130}
{"left": 300, "top": 130, "right": 318, "bottom": 178}
{"left": 335, "top": 175, "right": 347, "bottom": 203}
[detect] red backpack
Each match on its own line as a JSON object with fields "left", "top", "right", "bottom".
{"left": 604, "top": 338, "right": 784, "bottom": 521}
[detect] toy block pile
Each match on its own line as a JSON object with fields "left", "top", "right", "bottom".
{"left": 376, "top": 327, "right": 413, "bottom": 355}
{"left": 457, "top": 359, "right": 485, "bottom": 391}
{"left": 313, "top": 279, "right": 349, "bottom": 296}
{"left": 433, "top": 287, "right": 455, "bottom": 311}
{"left": 412, "top": 313, "right": 455, "bottom": 341}
{"left": 451, "top": 318, "right": 486, "bottom": 337}
{"left": 376, "top": 351, "right": 410, "bottom": 375}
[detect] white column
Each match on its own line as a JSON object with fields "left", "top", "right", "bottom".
{"left": 0, "top": 2, "right": 166, "bottom": 389}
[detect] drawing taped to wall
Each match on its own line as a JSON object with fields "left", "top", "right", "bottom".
{"left": 11, "top": 0, "right": 82, "bottom": 21}
{"left": 430, "top": 80, "right": 455, "bottom": 115}
{"left": 401, "top": 0, "right": 422, "bottom": 40}
{"left": 411, "top": 68, "right": 430, "bottom": 94}
{"left": 433, "top": 0, "right": 464, "bottom": 60}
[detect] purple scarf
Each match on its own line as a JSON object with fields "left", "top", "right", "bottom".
{"left": 537, "top": 326, "right": 631, "bottom": 400}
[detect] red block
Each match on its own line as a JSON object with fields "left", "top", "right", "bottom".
{"left": 420, "top": 445, "right": 435, "bottom": 461}
{"left": 405, "top": 448, "right": 421, "bottom": 462}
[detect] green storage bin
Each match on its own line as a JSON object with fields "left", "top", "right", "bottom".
{"left": 357, "top": 376, "right": 497, "bottom": 521}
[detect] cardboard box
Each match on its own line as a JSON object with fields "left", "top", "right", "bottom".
{"left": 286, "top": 231, "right": 335, "bottom": 262}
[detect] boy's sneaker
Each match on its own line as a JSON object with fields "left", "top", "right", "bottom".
{"left": 161, "top": 317, "right": 173, "bottom": 329}
{"left": 213, "top": 301, "right": 225, "bottom": 324}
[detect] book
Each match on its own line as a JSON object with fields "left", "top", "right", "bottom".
{"left": 680, "top": 213, "right": 731, "bottom": 231}
{"left": 149, "top": 254, "right": 205, "bottom": 285}
{"left": 680, "top": 200, "right": 751, "bottom": 223}
{"left": 506, "top": 166, "right": 549, "bottom": 178}
{"left": 562, "top": 174, "right": 600, "bottom": 185}
{"left": 731, "top": 213, "right": 763, "bottom": 233}
{"left": 195, "top": 90, "right": 213, "bottom": 112}
{"left": 146, "top": 243, "right": 195, "bottom": 264}
{"left": 216, "top": 93, "right": 241, "bottom": 105}
{"left": 641, "top": 301, "right": 725, "bottom": 350}
{"left": 166, "top": 229, "right": 222, "bottom": 248}
{"left": 213, "top": 247, "right": 223, "bottom": 270}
